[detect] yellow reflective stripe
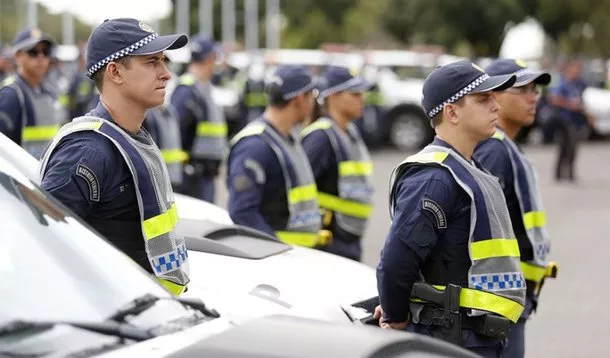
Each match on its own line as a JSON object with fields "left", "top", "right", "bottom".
{"left": 364, "top": 91, "right": 384, "bottom": 105}
{"left": 288, "top": 184, "right": 317, "bottom": 204}
{"left": 67, "top": 121, "right": 103, "bottom": 132}
{"left": 22, "top": 125, "right": 60, "bottom": 141}
{"left": 244, "top": 92, "right": 268, "bottom": 107}
{"left": 58, "top": 94, "right": 69, "bottom": 107}
{"left": 318, "top": 192, "right": 372, "bottom": 219}
{"left": 406, "top": 151, "right": 449, "bottom": 164}
{"left": 301, "top": 120, "right": 332, "bottom": 137}
{"left": 523, "top": 211, "right": 546, "bottom": 230}
{"left": 230, "top": 123, "right": 266, "bottom": 146}
{"left": 179, "top": 74, "right": 196, "bottom": 86}
{"left": 157, "top": 278, "right": 187, "bottom": 296}
{"left": 339, "top": 161, "right": 373, "bottom": 176}
{"left": 196, "top": 122, "right": 228, "bottom": 137}
{"left": 470, "top": 238, "right": 521, "bottom": 260}
{"left": 492, "top": 131, "right": 505, "bottom": 140}
{"left": 428, "top": 285, "right": 524, "bottom": 323}
{"left": 143, "top": 203, "right": 179, "bottom": 240}
{"left": 276, "top": 231, "right": 319, "bottom": 247}
{"left": 520, "top": 262, "right": 547, "bottom": 283}
{"left": 161, "top": 149, "right": 189, "bottom": 163}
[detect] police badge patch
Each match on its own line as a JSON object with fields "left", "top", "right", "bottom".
{"left": 76, "top": 164, "right": 100, "bottom": 202}
{"left": 139, "top": 21, "right": 155, "bottom": 33}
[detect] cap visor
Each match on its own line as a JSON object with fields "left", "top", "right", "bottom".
{"left": 13, "top": 36, "right": 55, "bottom": 53}
{"left": 132, "top": 34, "right": 189, "bottom": 56}
{"left": 470, "top": 74, "right": 516, "bottom": 93}
{"left": 515, "top": 71, "right": 551, "bottom": 87}
{"left": 345, "top": 78, "right": 374, "bottom": 92}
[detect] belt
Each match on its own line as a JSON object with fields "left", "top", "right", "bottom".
{"left": 417, "top": 305, "right": 511, "bottom": 340}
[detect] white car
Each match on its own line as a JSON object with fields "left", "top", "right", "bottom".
{"left": 0, "top": 133, "right": 379, "bottom": 326}
{"left": 0, "top": 145, "right": 476, "bottom": 358}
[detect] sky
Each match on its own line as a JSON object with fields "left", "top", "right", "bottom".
{"left": 35, "top": 0, "right": 172, "bottom": 26}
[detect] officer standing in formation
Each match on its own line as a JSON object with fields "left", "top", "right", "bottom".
{"left": 227, "top": 65, "right": 332, "bottom": 248}
{"left": 376, "top": 60, "right": 525, "bottom": 357}
{"left": 301, "top": 66, "right": 374, "bottom": 261}
{"left": 171, "top": 35, "right": 228, "bottom": 203}
{"left": 38, "top": 18, "right": 191, "bottom": 296}
{"left": 144, "top": 57, "right": 188, "bottom": 192}
{"left": 474, "top": 59, "right": 558, "bottom": 358}
{"left": 0, "top": 28, "right": 65, "bottom": 159}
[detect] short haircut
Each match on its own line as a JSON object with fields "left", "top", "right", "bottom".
{"left": 92, "top": 56, "right": 131, "bottom": 93}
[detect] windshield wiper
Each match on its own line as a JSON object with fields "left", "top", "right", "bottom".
{"left": 107, "top": 293, "right": 220, "bottom": 323}
{"left": 0, "top": 319, "right": 152, "bottom": 342}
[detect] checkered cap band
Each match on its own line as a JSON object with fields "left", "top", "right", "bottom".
{"left": 86, "top": 33, "right": 159, "bottom": 78}
{"left": 427, "top": 74, "right": 489, "bottom": 118}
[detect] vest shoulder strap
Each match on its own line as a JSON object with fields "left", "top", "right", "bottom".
{"left": 301, "top": 118, "right": 333, "bottom": 138}
{"left": 229, "top": 122, "right": 266, "bottom": 146}
{"left": 178, "top": 74, "right": 196, "bottom": 86}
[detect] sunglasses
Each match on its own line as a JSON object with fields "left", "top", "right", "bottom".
{"left": 26, "top": 47, "right": 51, "bottom": 58}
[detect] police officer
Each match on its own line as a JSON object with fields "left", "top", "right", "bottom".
{"left": 375, "top": 60, "right": 525, "bottom": 358}
{"left": 0, "top": 45, "right": 13, "bottom": 82}
{"left": 0, "top": 28, "right": 65, "bottom": 159}
{"left": 474, "top": 59, "right": 558, "bottom": 358}
{"left": 66, "top": 45, "right": 99, "bottom": 119}
{"left": 548, "top": 57, "right": 589, "bottom": 182}
{"left": 38, "top": 18, "right": 190, "bottom": 295}
{"left": 240, "top": 60, "right": 268, "bottom": 124}
{"left": 355, "top": 63, "right": 385, "bottom": 147}
{"left": 144, "top": 58, "right": 187, "bottom": 192}
{"left": 301, "top": 66, "right": 373, "bottom": 261}
{"left": 171, "top": 35, "right": 228, "bottom": 203}
{"left": 227, "top": 65, "right": 329, "bottom": 248}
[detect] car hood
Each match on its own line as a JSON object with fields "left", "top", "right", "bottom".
{"left": 183, "top": 246, "right": 378, "bottom": 324}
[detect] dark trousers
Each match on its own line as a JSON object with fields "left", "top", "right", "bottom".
{"left": 554, "top": 117, "right": 581, "bottom": 181}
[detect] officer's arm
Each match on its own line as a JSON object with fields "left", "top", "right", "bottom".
{"left": 227, "top": 139, "right": 276, "bottom": 236}
{"left": 301, "top": 130, "right": 335, "bottom": 179}
{"left": 170, "top": 86, "right": 199, "bottom": 150}
{"left": 41, "top": 137, "right": 110, "bottom": 219}
{"left": 474, "top": 138, "right": 513, "bottom": 193}
{"left": 377, "top": 167, "right": 453, "bottom": 324}
{"left": 0, "top": 87, "right": 22, "bottom": 143}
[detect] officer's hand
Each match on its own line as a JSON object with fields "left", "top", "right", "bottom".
{"left": 374, "top": 305, "right": 409, "bottom": 330}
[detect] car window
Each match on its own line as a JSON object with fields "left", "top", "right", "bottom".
{"left": 0, "top": 166, "right": 188, "bottom": 327}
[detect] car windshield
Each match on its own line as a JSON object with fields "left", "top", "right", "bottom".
{"left": 0, "top": 160, "right": 189, "bottom": 327}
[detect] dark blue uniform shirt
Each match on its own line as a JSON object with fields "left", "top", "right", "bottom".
{"left": 0, "top": 75, "right": 55, "bottom": 145}
{"left": 550, "top": 76, "right": 587, "bottom": 126}
{"left": 170, "top": 84, "right": 208, "bottom": 152}
{"left": 227, "top": 120, "right": 291, "bottom": 237}
{"left": 378, "top": 137, "right": 473, "bottom": 323}
{"left": 301, "top": 127, "right": 337, "bottom": 191}
{"left": 474, "top": 135, "right": 535, "bottom": 318}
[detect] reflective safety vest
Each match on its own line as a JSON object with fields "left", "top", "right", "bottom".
{"left": 390, "top": 145, "right": 526, "bottom": 323}
{"left": 178, "top": 74, "right": 228, "bottom": 161}
{"left": 146, "top": 107, "right": 189, "bottom": 188}
{"left": 39, "top": 117, "right": 190, "bottom": 296}
{"left": 243, "top": 79, "right": 267, "bottom": 123}
{"left": 1, "top": 76, "right": 64, "bottom": 159}
{"left": 302, "top": 118, "right": 373, "bottom": 237}
{"left": 491, "top": 130, "right": 553, "bottom": 284}
{"left": 230, "top": 120, "right": 322, "bottom": 247}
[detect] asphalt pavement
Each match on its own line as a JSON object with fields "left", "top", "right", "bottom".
{"left": 216, "top": 141, "right": 610, "bottom": 358}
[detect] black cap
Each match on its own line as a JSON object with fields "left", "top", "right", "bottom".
{"left": 422, "top": 60, "right": 516, "bottom": 119}
{"left": 189, "top": 35, "right": 222, "bottom": 62}
{"left": 86, "top": 18, "right": 188, "bottom": 78}
{"left": 485, "top": 59, "right": 551, "bottom": 87}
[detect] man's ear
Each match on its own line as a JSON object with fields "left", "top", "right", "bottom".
{"left": 443, "top": 103, "right": 460, "bottom": 125}
{"left": 106, "top": 62, "right": 124, "bottom": 85}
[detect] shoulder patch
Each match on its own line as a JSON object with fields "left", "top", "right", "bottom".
{"left": 422, "top": 198, "right": 447, "bottom": 229}
{"left": 76, "top": 164, "right": 100, "bottom": 202}
{"left": 244, "top": 158, "right": 266, "bottom": 184}
{"left": 233, "top": 174, "right": 252, "bottom": 192}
